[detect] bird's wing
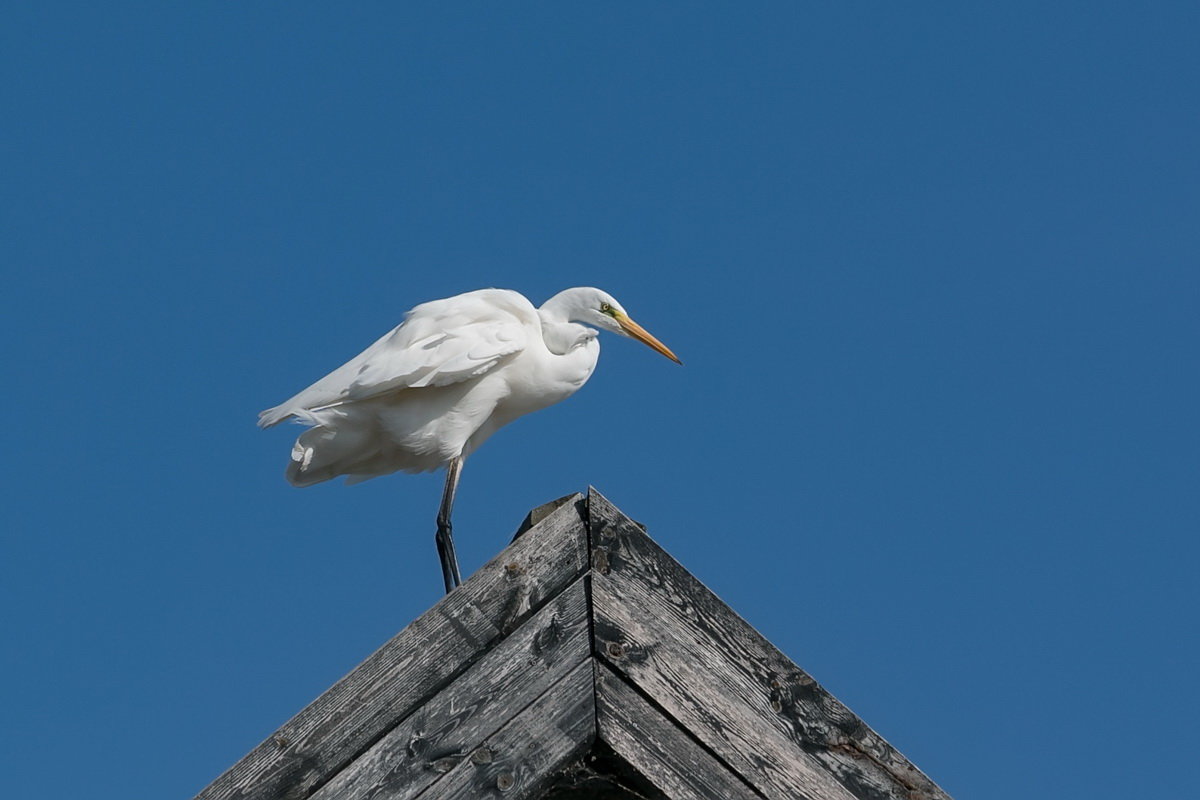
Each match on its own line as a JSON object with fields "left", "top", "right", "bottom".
{"left": 258, "top": 290, "right": 533, "bottom": 428}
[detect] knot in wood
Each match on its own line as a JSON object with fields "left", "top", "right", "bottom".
{"left": 531, "top": 615, "right": 562, "bottom": 658}
{"left": 768, "top": 678, "right": 788, "bottom": 713}
{"left": 593, "top": 518, "right": 613, "bottom": 540}
{"left": 592, "top": 546, "right": 611, "bottom": 574}
{"left": 496, "top": 771, "right": 516, "bottom": 791}
{"left": 470, "top": 746, "right": 494, "bottom": 764}
{"left": 503, "top": 561, "right": 524, "bottom": 577}
{"left": 428, "top": 755, "right": 463, "bottom": 773}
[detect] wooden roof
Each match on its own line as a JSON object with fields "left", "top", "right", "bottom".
{"left": 195, "top": 488, "right": 951, "bottom": 800}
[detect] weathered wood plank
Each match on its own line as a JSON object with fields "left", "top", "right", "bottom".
{"left": 196, "top": 494, "right": 587, "bottom": 800}
{"left": 415, "top": 658, "right": 597, "bottom": 800}
{"left": 512, "top": 493, "right": 580, "bottom": 540}
{"left": 540, "top": 745, "right": 669, "bottom": 799}
{"left": 312, "top": 578, "right": 592, "bottom": 800}
{"left": 594, "top": 578, "right": 853, "bottom": 800}
{"left": 595, "top": 660, "right": 764, "bottom": 800}
{"left": 588, "top": 488, "right": 950, "bottom": 800}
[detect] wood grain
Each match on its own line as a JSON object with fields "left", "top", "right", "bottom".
{"left": 196, "top": 488, "right": 950, "bottom": 800}
{"left": 415, "top": 658, "right": 597, "bottom": 799}
{"left": 588, "top": 488, "right": 950, "bottom": 800}
{"left": 311, "top": 579, "right": 592, "bottom": 800}
{"left": 512, "top": 494, "right": 581, "bottom": 540}
{"left": 595, "top": 660, "right": 764, "bottom": 800}
{"left": 539, "top": 744, "right": 669, "bottom": 799}
{"left": 195, "top": 494, "right": 588, "bottom": 800}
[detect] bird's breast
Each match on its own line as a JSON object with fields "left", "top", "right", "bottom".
{"left": 496, "top": 340, "right": 597, "bottom": 419}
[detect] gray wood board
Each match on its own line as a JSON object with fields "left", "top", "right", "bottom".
{"left": 595, "top": 660, "right": 764, "bottom": 800}
{"left": 415, "top": 658, "right": 597, "bottom": 799}
{"left": 540, "top": 744, "right": 671, "bottom": 800}
{"left": 312, "top": 578, "right": 592, "bottom": 800}
{"left": 195, "top": 494, "right": 588, "bottom": 800}
{"left": 588, "top": 488, "right": 950, "bottom": 800}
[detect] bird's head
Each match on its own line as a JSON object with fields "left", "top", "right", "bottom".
{"left": 547, "top": 287, "right": 681, "bottom": 364}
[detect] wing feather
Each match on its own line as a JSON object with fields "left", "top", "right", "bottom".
{"left": 258, "top": 290, "right": 533, "bottom": 428}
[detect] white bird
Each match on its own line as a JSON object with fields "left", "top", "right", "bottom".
{"left": 258, "top": 287, "right": 680, "bottom": 592}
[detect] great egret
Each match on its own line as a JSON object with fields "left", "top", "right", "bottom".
{"left": 258, "top": 287, "right": 680, "bottom": 593}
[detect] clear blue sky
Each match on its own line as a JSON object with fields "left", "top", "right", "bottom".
{"left": 3, "top": 4, "right": 1196, "bottom": 797}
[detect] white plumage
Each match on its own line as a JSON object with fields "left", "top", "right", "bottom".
{"left": 258, "top": 286, "right": 679, "bottom": 592}
{"left": 259, "top": 287, "right": 677, "bottom": 484}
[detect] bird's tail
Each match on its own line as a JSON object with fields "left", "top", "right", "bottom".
{"left": 258, "top": 404, "right": 295, "bottom": 429}
{"left": 283, "top": 410, "right": 379, "bottom": 487}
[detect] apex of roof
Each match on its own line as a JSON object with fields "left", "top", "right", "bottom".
{"left": 195, "top": 488, "right": 951, "bottom": 800}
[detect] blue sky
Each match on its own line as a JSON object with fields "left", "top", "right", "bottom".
{"left": 3, "top": 4, "right": 1197, "bottom": 797}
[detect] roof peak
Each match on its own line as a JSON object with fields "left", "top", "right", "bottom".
{"left": 195, "top": 489, "right": 950, "bottom": 800}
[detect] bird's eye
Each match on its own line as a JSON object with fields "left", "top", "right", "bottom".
{"left": 600, "top": 303, "right": 613, "bottom": 315}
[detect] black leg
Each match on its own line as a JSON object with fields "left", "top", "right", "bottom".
{"left": 435, "top": 456, "right": 464, "bottom": 594}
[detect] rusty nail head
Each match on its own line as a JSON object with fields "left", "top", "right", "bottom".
{"left": 606, "top": 641, "right": 624, "bottom": 658}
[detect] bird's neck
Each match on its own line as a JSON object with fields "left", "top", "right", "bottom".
{"left": 538, "top": 314, "right": 595, "bottom": 356}
{"left": 538, "top": 292, "right": 597, "bottom": 356}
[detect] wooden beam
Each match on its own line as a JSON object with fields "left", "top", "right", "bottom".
{"left": 196, "top": 494, "right": 588, "bottom": 800}
{"left": 196, "top": 489, "right": 951, "bottom": 800}
{"left": 595, "top": 660, "right": 764, "bottom": 800}
{"left": 588, "top": 488, "right": 949, "bottom": 800}
{"left": 513, "top": 493, "right": 582, "bottom": 540}
{"left": 539, "top": 742, "right": 670, "bottom": 799}
{"left": 311, "top": 578, "right": 592, "bottom": 800}
{"left": 415, "top": 658, "right": 597, "bottom": 799}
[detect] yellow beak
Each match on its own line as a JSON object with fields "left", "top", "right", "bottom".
{"left": 616, "top": 314, "right": 682, "bottom": 364}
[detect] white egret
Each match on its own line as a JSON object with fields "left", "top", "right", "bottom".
{"left": 258, "top": 287, "right": 680, "bottom": 593}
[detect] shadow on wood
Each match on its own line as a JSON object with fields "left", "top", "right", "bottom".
{"left": 194, "top": 488, "right": 952, "bottom": 800}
